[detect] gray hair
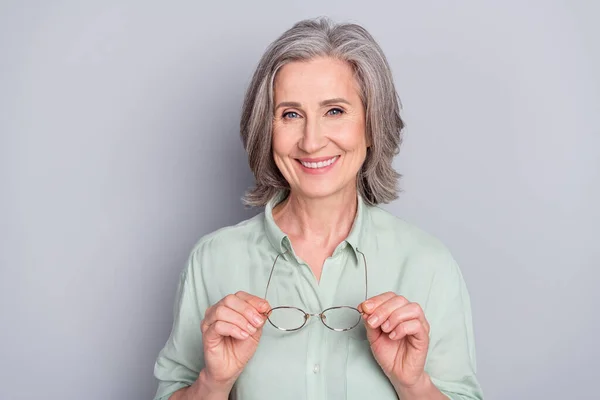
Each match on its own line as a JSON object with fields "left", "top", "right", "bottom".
{"left": 240, "top": 17, "right": 404, "bottom": 207}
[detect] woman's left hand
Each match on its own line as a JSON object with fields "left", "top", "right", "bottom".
{"left": 358, "top": 292, "right": 430, "bottom": 390}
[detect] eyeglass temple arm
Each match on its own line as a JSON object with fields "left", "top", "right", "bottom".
{"left": 356, "top": 248, "right": 368, "bottom": 303}
{"left": 265, "top": 249, "right": 367, "bottom": 305}
{"left": 264, "top": 250, "right": 288, "bottom": 300}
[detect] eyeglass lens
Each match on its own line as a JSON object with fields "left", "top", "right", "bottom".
{"left": 268, "top": 306, "right": 362, "bottom": 331}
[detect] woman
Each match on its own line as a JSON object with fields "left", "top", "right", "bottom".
{"left": 154, "top": 18, "right": 483, "bottom": 400}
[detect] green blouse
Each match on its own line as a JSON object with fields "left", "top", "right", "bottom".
{"left": 153, "top": 194, "right": 483, "bottom": 399}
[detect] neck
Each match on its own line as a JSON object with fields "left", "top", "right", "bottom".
{"left": 273, "top": 187, "right": 358, "bottom": 249}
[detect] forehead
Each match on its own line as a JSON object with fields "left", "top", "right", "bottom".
{"left": 273, "top": 57, "right": 360, "bottom": 100}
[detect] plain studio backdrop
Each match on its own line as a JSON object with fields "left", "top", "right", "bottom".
{"left": 1, "top": 1, "right": 598, "bottom": 399}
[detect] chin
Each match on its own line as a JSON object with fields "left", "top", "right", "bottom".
{"left": 294, "top": 183, "right": 347, "bottom": 200}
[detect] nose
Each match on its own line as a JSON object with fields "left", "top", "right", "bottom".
{"left": 298, "top": 118, "right": 327, "bottom": 154}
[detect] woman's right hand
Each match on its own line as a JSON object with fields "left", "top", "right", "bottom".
{"left": 200, "top": 291, "right": 270, "bottom": 391}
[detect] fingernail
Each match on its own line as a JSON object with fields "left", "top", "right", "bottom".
{"left": 368, "top": 315, "right": 379, "bottom": 327}
{"left": 253, "top": 315, "right": 264, "bottom": 326}
{"left": 381, "top": 321, "right": 390, "bottom": 331}
{"left": 389, "top": 331, "right": 396, "bottom": 339}
{"left": 240, "top": 330, "right": 249, "bottom": 338}
{"left": 247, "top": 323, "right": 257, "bottom": 333}
{"left": 364, "top": 301, "right": 372, "bottom": 311}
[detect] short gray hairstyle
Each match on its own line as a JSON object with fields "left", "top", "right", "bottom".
{"left": 240, "top": 17, "right": 404, "bottom": 207}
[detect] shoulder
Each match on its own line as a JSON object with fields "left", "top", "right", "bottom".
{"left": 174, "top": 212, "right": 272, "bottom": 302}
{"left": 177, "top": 212, "right": 270, "bottom": 296}
{"left": 365, "top": 205, "right": 459, "bottom": 275}
{"left": 364, "top": 206, "right": 468, "bottom": 309}
{"left": 367, "top": 206, "right": 450, "bottom": 254}
{"left": 188, "top": 212, "right": 266, "bottom": 262}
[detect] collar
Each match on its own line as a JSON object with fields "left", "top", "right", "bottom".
{"left": 263, "top": 191, "right": 367, "bottom": 262}
{"left": 264, "top": 190, "right": 290, "bottom": 255}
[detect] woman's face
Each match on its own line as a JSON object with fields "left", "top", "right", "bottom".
{"left": 272, "top": 57, "right": 368, "bottom": 201}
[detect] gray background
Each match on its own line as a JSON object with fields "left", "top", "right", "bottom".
{"left": 1, "top": 1, "right": 598, "bottom": 399}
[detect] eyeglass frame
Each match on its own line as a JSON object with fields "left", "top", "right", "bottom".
{"left": 262, "top": 247, "right": 368, "bottom": 332}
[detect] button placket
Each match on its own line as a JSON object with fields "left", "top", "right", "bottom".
{"left": 306, "top": 324, "right": 326, "bottom": 399}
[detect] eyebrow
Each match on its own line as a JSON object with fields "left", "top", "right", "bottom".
{"left": 320, "top": 98, "right": 351, "bottom": 107}
{"left": 275, "top": 101, "right": 301, "bottom": 109}
{"left": 274, "top": 98, "right": 351, "bottom": 110}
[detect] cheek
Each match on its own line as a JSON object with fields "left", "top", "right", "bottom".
{"left": 274, "top": 114, "right": 309, "bottom": 141}
{"left": 271, "top": 127, "right": 298, "bottom": 160}
{"left": 271, "top": 131, "right": 286, "bottom": 156}
{"left": 333, "top": 122, "right": 367, "bottom": 151}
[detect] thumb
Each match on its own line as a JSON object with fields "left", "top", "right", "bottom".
{"left": 249, "top": 323, "right": 265, "bottom": 341}
{"left": 364, "top": 319, "right": 383, "bottom": 344}
{"left": 361, "top": 313, "right": 383, "bottom": 344}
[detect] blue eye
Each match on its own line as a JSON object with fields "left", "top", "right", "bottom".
{"left": 283, "top": 111, "right": 300, "bottom": 119}
{"left": 327, "top": 108, "right": 344, "bottom": 116}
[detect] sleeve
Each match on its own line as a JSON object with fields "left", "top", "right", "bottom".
{"left": 153, "top": 248, "right": 210, "bottom": 400}
{"left": 424, "top": 252, "right": 485, "bottom": 400}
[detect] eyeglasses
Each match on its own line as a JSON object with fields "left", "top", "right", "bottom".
{"left": 263, "top": 248, "right": 368, "bottom": 332}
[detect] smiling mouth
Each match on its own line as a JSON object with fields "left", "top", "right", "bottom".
{"left": 297, "top": 156, "right": 339, "bottom": 169}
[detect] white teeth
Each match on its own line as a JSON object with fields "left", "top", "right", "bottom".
{"left": 300, "top": 156, "right": 338, "bottom": 169}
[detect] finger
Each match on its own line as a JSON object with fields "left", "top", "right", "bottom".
{"left": 203, "top": 305, "right": 259, "bottom": 335}
{"left": 365, "top": 295, "right": 410, "bottom": 329}
{"left": 388, "top": 319, "right": 428, "bottom": 343}
{"left": 380, "top": 303, "right": 429, "bottom": 334}
{"left": 205, "top": 320, "right": 250, "bottom": 341}
{"left": 205, "top": 294, "right": 266, "bottom": 329}
{"left": 363, "top": 317, "right": 384, "bottom": 345}
{"left": 358, "top": 292, "right": 397, "bottom": 315}
{"left": 234, "top": 291, "right": 271, "bottom": 313}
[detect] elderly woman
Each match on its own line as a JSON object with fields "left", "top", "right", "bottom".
{"left": 153, "top": 18, "right": 483, "bottom": 400}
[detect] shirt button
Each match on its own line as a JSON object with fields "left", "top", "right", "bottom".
{"left": 313, "top": 364, "right": 320, "bottom": 374}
